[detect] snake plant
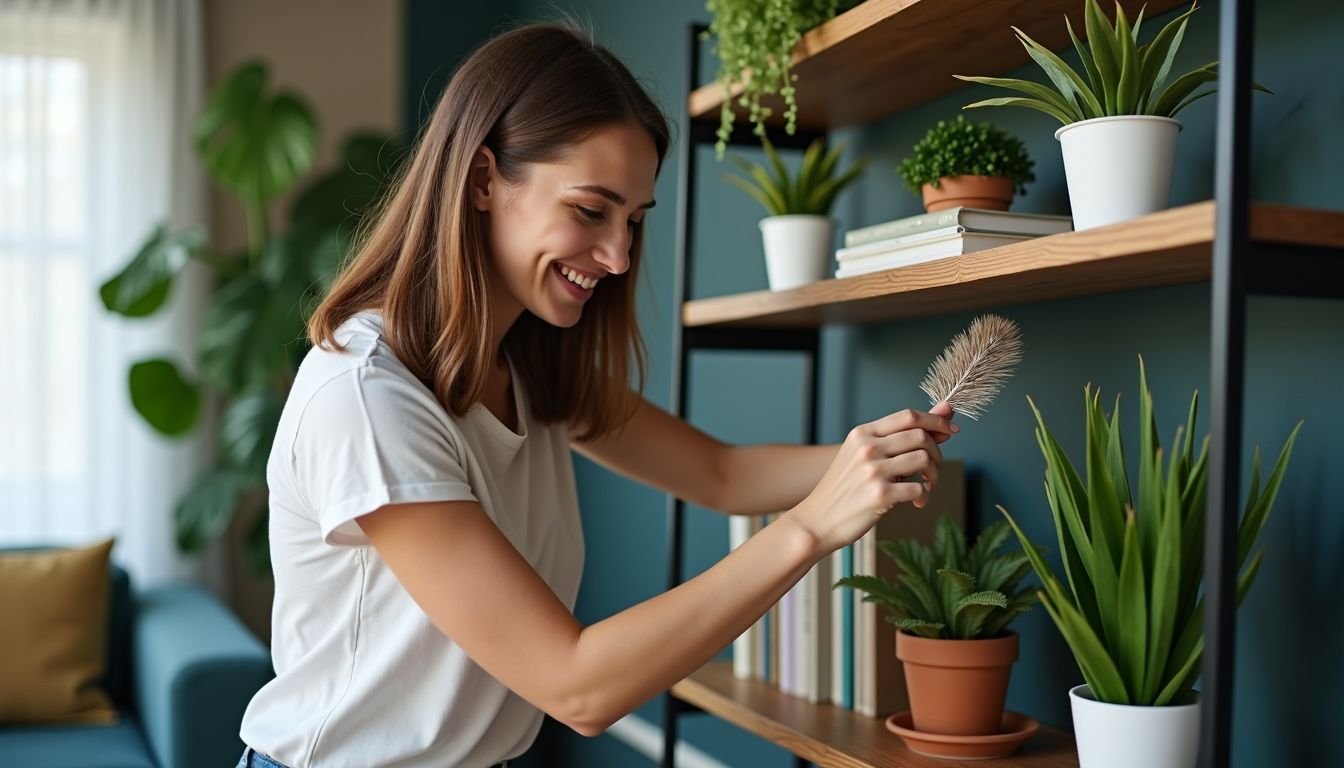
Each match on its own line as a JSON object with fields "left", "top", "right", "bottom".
{"left": 955, "top": 0, "right": 1270, "bottom": 124}
{"left": 724, "top": 137, "right": 865, "bottom": 217}
{"left": 1000, "top": 358, "right": 1301, "bottom": 706}
{"left": 834, "top": 516, "right": 1038, "bottom": 640}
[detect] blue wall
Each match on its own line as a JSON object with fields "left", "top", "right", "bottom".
{"left": 406, "top": 1, "right": 1344, "bottom": 765}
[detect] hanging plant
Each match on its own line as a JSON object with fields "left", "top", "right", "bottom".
{"left": 704, "top": 0, "right": 850, "bottom": 158}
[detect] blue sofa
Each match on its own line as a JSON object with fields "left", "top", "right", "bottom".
{"left": 0, "top": 556, "right": 274, "bottom": 768}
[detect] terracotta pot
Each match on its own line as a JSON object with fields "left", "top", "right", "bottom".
{"left": 921, "top": 175, "right": 1015, "bottom": 212}
{"left": 896, "top": 630, "right": 1018, "bottom": 736}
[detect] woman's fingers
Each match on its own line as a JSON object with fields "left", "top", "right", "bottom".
{"left": 866, "top": 407, "right": 958, "bottom": 441}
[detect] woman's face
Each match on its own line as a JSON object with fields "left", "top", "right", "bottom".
{"left": 474, "top": 121, "right": 658, "bottom": 329}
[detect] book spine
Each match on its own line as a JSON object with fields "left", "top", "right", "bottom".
{"left": 729, "top": 516, "right": 755, "bottom": 680}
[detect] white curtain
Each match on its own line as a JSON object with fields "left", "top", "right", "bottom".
{"left": 0, "top": 0, "right": 210, "bottom": 586}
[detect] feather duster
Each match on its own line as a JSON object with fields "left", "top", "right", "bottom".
{"left": 920, "top": 314, "right": 1023, "bottom": 420}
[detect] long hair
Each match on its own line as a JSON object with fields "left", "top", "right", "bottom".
{"left": 308, "top": 22, "right": 670, "bottom": 441}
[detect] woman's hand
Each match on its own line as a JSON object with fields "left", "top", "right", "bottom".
{"left": 785, "top": 403, "right": 956, "bottom": 555}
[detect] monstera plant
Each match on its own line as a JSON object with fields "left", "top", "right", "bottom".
{"left": 99, "top": 61, "right": 402, "bottom": 572}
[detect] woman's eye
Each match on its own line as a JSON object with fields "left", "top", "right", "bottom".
{"left": 574, "top": 205, "right": 604, "bottom": 222}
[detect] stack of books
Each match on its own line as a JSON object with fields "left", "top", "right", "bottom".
{"left": 835, "top": 207, "right": 1073, "bottom": 279}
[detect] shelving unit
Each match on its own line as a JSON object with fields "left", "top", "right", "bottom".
{"left": 661, "top": 1, "right": 1344, "bottom": 767}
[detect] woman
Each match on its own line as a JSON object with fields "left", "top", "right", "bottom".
{"left": 237, "top": 21, "right": 955, "bottom": 768}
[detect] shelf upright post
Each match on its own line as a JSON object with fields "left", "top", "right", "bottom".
{"left": 661, "top": 22, "right": 708, "bottom": 768}
{"left": 1204, "top": 0, "right": 1255, "bottom": 766}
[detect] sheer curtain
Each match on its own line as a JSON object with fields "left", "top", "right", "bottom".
{"left": 0, "top": 0, "right": 210, "bottom": 585}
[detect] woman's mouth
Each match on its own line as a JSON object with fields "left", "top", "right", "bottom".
{"left": 554, "top": 263, "right": 597, "bottom": 300}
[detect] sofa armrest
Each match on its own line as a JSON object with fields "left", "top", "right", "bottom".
{"left": 133, "top": 584, "right": 273, "bottom": 768}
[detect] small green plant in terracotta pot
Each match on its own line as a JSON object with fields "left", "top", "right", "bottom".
{"left": 897, "top": 115, "right": 1035, "bottom": 213}
{"left": 835, "top": 516, "right": 1037, "bottom": 738}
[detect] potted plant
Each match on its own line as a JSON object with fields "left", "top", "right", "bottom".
{"left": 898, "top": 115, "right": 1036, "bottom": 213}
{"left": 98, "top": 61, "right": 402, "bottom": 571}
{"left": 835, "top": 516, "right": 1037, "bottom": 738}
{"left": 704, "top": 0, "right": 857, "bottom": 158}
{"left": 999, "top": 358, "right": 1301, "bottom": 768}
{"left": 725, "top": 137, "right": 864, "bottom": 291}
{"left": 956, "top": 0, "right": 1270, "bottom": 230}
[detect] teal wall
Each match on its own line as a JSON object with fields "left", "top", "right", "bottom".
{"left": 405, "top": 1, "right": 1344, "bottom": 765}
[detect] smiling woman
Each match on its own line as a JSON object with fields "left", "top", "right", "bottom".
{"left": 236, "top": 19, "right": 955, "bottom": 768}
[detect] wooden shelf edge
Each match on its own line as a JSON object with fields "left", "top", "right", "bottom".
{"left": 672, "top": 661, "right": 1078, "bottom": 768}
{"left": 681, "top": 202, "right": 1344, "bottom": 330}
{"left": 688, "top": 0, "right": 1185, "bottom": 132}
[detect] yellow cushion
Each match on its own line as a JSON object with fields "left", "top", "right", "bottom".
{"left": 0, "top": 539, "right": 119, "bottom": 725}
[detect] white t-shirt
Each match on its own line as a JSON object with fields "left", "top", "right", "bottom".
{"left": 240, "top": 311, "right": 585, "bottom": 768}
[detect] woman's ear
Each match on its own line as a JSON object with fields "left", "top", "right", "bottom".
{"left": 470, "top": 146, "right": 497, "bottom": 212}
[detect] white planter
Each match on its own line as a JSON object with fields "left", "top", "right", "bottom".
{"left": 759, "top": 215, "right": 834, "bottom": 291}
{"left": 1056, "top": 115, "right": 1182, "bottom": 230}
{"left": 1070, "top": 684, "right": 1200, "bottom": 768}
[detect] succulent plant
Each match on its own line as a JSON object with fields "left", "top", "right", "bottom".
{"left": 834, "top": 516, "right": 1038, "bottom": 640}
{"left": 724, "top": 137, "right": 865, "bottom": 217}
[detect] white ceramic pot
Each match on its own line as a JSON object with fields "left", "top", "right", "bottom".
{"left": 1070, "top": 684, "right": 1200, "bottom": 768}
{"left": 1055, "top": 115, "right": 1182, "bottom": 230}
{"left": 759, "top": 214, "right": 834, "bottom": 291}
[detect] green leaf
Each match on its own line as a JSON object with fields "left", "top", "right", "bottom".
{"left": 1237, "top": 422, "right": 1303, "bottom": 565}
{"left": 1066, "top": 15, "right": 1102, "bottom": 96}
{"left": 1084, "top": 389, "right": 1123, "bottom": 650}
{"left": 1154, "top": 634, "right": 1201, "bottom": 706}
{"left": 1115, "top": 507, "right": 1147, "bottom": 699}
{"left": 220, "top": 388, "right": 285, "bottom": 480}
{"left": 1138, "top": 356, "right": 1162, "bottom": 561}
{"left": 723, "top": 172, "right": 785, "bottom": 216}
{"left": 937, "top": 567, "right": 976, "bottom": 625}
{"left": 890, "top": 618, "right": 945, "bottom": 638}
{"left": 1138, "top": 5, "right": 1195, "bottom": 111}
{"left": 1084, "top": 0, "right": 1121, "bottom": 112}
{"left": 984, "top": 590, "right": 1039, "bottom": 637}
{"left": 1012, "top": 26, "right": 1104, "bottom": 119}
{"left": 175, "top": 468, "right": 253, "bottom": 551}
{"left": 967, "top": 520, "right": 1014, "bottom": 575}
{"left": 953, "top": 75, "right": 1082, "bottom": 122}
{"left": 933, "top": 516, "right": 967, "bottom": 569}
{"left": 1150, "top": 62, "right": 1218, "bottom": 117}
{"left": 1106, "top": 393, "right": 1132, "bottom": 509}
{"left": 193, "top": 61, "right": 318, "bottom": 205}
{"left": 1143, "top": 446, "right": 1183, "bottom": 703}
{"left": 128, "top": 358, "right": 201, "bottom": 436}
{"left": 1113, "top": 2, "right": 1140, "bottom": 113}
{"left": 963, "top": 96, "right": 1075, "bottom": 126}
{"left": 99, "top": 226, "right": 204, "bottom": 317}
{"left": 1040, "top": 584, "right": 1130, "bottom": 703}
{"left": 882, "top": 539, "right": 943, "bottom": 620}
{"left": 200, "top": 275, "right": 305, "bottom": 392}
{"left": 806, "top": 160, "right": 864, "bottom": 214}
{"left": 953, "top": 591, "right": 1008, "bottom": 639}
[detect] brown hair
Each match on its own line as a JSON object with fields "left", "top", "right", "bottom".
{"left": 308, "top": 22, "right": 670, "bottom": 441}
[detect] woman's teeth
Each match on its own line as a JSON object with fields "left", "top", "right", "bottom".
{"left": 559, "top": 265, "right": 599, "bottom": 290}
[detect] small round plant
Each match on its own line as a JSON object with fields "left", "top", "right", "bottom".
{"left": 897, "top": 116, "right": 1035, "bottom": 196}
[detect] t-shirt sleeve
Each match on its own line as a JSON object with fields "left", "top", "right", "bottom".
{"left": 290, "top": 364, "right": 476, "bottom": 546}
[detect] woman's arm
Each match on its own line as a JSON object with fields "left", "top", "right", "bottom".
{"left": 574, "top": 394, "right": 956, "bottom": 515}
{"left": 362, "top": 407, "right": 953, "bottom": 736}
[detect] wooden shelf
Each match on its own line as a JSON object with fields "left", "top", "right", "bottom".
{"left": 690, "top": 0, "right": 1186, "bottom": 132}
{"left": 672, "top": 661, "right": 1077, "bottom": 768}
{"left": 682, "top": 202, "right": 1344, "bottom": 329}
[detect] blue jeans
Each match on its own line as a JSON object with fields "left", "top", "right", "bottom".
{"left": 235, "top": 747, "right": 290, "bottom": 768}
{"left": 235, "top": 747, "right": 510, "bottom": 767}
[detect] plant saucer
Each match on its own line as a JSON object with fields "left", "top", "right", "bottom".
{"left": 885, "top": 710, "right": 1040, "bottom": 760}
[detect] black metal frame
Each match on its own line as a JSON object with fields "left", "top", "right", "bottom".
{"left": 661, "top": 23, "right": 820, "bottom": 768}
{"left": 663, "top": 3, "right": 1342, "bottom": 767}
